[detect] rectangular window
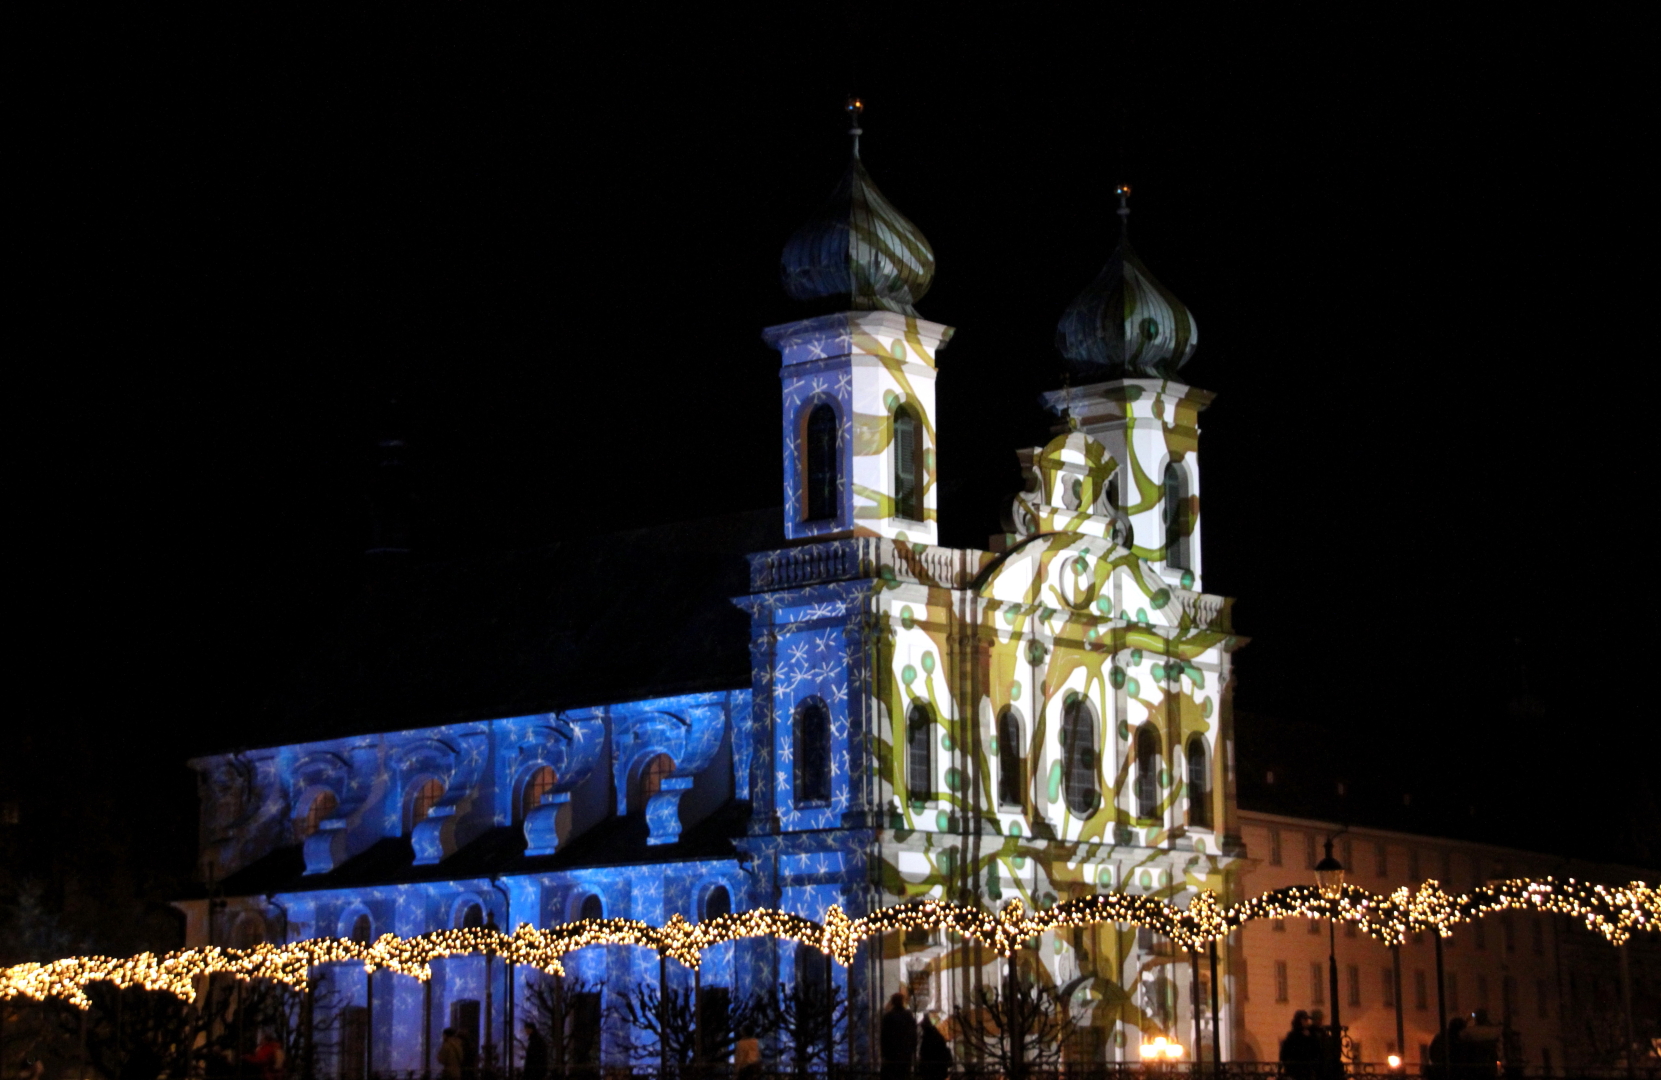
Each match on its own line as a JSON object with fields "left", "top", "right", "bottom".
{"left": 1341, "top": 838, "right": 1353, "bottom": 876}
{"left": 1275, "top": 960, "right": 1289, "bottom": 1003}
{"left": 1448, "top": 972, "right": 1460, "bottom": 1015}
{"left": 1347, "top": 964, "right": 1361, "bottom": 1007}
{"left": 1503, "top": 975, "right": 1516, "bottom": 1016}
{"left": 1311, "top": 963, "right": 1325, "bottom": 1006}
{"left": 1375, "top": 841, "right": 1388, "bottom": 877}
{"left": 1536, "top": 978, "right": 1549, "bottom": 1018}
{"left": 1441, "top": 850, "right": 1454, "bottom": 883}
{"left": 1381, "top": 967, "right": 1395, "bottom": 1008}
{"left": 1309, "top": 917, "right": 1321, "bottom": 935}
{"left": 1273, "top": 918, "right": 1286, "bottom": 933}
{"left": 1305, "top": 832, "right": 1317, "bottom": 870}
{"left": 1531, "top": 920, "right": 1544, "bottom": 955}
{"left": 1240, "top": 958, "right": 1249, "bottom": 1002}
{"left": 1414, "top": 970, "right": 1428, "bottom": 1010}
{"left": 1345, "top": 920, "right": 1358, "bottom": 938}
{"left": 1476, "top": 974, "right": 1489, "bottom": 1010}
{"left": 1269, "top": 827, "right": 1283, "bottom": 867}
{"left": 1503, "top": 918, "right": 1515, "bottom": 954}
{"left": 1474, "top": 921, "right": 1486, "bottom": 950}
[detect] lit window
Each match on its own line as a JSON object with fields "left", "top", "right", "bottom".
{"left": 893, "top": 405, "right": 923, "bottom": 521}
{"left": 1063, "top": 699, "right": 1098, "bottom": 817}
{"left": 1135, "top": 725, "right": 1161, "bottom": 820}
{"left": 804, "top": 404, "right": 839, "bottom": 522}
{"left": 408, "top": 777, "right": 444, "bottom": 832}
{"left": 997, "top": 708, "right": 1024, "bottom": 808}
{"left": 631, "top": 753, "right": 675, "bottom": 813}
{"left": 907, "top": 703, "right": 933, "bottom": 804}
{"left": 297, "top": 789, "right": 338, "bottom": 841}
{"left": 1186, "top": 736, "right": 1210, "bottom": 828}
{"left": 794, "top": 698, "right": 832, "bottom": 805}
{"left": 520, "top": 766, "right": 556, "bottom": 822}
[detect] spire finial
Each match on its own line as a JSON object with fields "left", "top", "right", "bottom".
{"left": 847, "top": 96, "right": 864, "bottom": 158}
{"left": 1115, "top": 183, "right": 1132, "bottom": 235}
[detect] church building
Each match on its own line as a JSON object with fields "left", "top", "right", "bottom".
{"left": 179, "top": 103, "right": 1250, "bottom": 1075}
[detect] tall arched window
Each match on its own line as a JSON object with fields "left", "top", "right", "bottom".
{"left": 520, "top": 765, "right": 556, "bottom": 822}
{"left": 406, "top": 777, "right": 445, "bottom": 834}
{"left": 997, "top": 708, "right": 1024, "bottom": 808}
{"left": 794, "top": 698, "right": 832, "bottom": 805}
{"left": 795, "top": 940, "right": 828, "bottom": 1004}
{"left": 579, "top": 893, "right": 604, "bottom": 922}
{"left": 630, "top": 753, "right": 675, "bottom": 813}
{"left": 296, "top": 789, "right": 338, "bottom": 841}
{"left": 1162, "top": 462, "right": 1191, "bottom": 570}
{"left": 1063, "top": 699, "right": 1099, "bottom": 817}
{"left": 457, "top": 903, "right": 484, "bottom": 930}
{"left": 349, "top": 913, "right": 373, "bottom": 944}
{"left": 906, "top": 702, "right": 933, "bottom": 804}
{"left": 703, "top": 885, "right": 731, "bottom": 921}
{"left": 1186, "top": 736, "right": 1211, "bottom": 829}
{"left": 804, "top": 404, "right": 839, "bottom": 522}
{"left": 893, "top": 405, "right": 923, "bottom": 521}
{"left": 1136, "top": 726, "right": 1162, "bottom": 820}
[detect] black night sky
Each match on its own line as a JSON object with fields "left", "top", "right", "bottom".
{"left": 8, "top": 8, "right": 1655, "bottom": 956}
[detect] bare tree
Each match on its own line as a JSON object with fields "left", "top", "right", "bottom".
{"left": 611, "top": 980, "right": 765, "bottom": 1075}
{"left": 524, "top": 975, "right": 606, "bottom": 1078}
{"left": 950, "top": 968, "right": 1075, "bottom": 1080}
{"left": 762, "top": 979, "right": 849, "bottom": 1075}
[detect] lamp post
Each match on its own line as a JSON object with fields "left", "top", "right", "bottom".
{"left": 1315, "top": 837, "right": 1346, "bottom": 1078}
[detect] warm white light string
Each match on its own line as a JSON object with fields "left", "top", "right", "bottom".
{"left": 3, "top": 877, "right": 1652, "bottom": 1009}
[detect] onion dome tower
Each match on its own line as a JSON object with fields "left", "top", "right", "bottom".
{"left": 1040, "top": 185, "right": 1211, "bottom": 587}
{"left": 780, "top": 101, "right": 936, "bottom": 316}
{"left": 1055, "top": 185, "right": 1197, "bottom": 378}
{"left": 764, "top": 100, "right": 953, "bottom": 544}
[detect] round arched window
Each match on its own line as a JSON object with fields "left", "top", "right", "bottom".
{"left": 630, "top": 754, "right": 674, "bottom": 813}
{"left": 349, "top": 913, "right": 372, "bottom": 944}
{"left": 296, "top": 789, "right": 338, "bottom": 841}
{"left": 703, "top": 885, "right": 731, "bottom": 922}
{"left": 458, "top": 903, "right": 484, "bottom": 930}
{"left": 521, "top": 765, "right": 557, "bottom": 821}
{"left": 579, "top": 893, "right": 604, "bottom": 922}
{"left": 407, "top": 777, "right": 445, "bottom": 833}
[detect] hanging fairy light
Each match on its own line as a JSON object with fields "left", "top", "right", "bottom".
{"left": 3, "top": 876, "right": 1653, "bottom": 1008}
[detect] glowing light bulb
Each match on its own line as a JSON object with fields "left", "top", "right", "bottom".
{"left": 1388, "top": 1055, "right": 1403, "bottom": 1069}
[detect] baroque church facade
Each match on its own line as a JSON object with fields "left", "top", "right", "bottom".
{"left": 180, "top": 108, "right": 1246, "bottom": 1074}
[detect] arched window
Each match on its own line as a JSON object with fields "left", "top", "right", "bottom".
{"left": 520, "top": 765, "right": 556, "bottom": 822}
{"left": 906, "top": 702, "right": 933, "bottom": 804}
{"left": 997, "top": 708, "right": 1024, "bottom": 808}
{"left": 628, "top": 753, "right": 675, "bottom": 814}
{"left": 703, "top": 885, "right": 731, "bottom": 922}
{"left": 1186, "top": 736, "right": 1211, "bottom": 829}
{"left": 795, "top": 940, "right": 828, "bottom": 1004}
{"left": 1063, "top": 699, "right": 1099, "bottom": 817}
{"left": 579, "top": 893, "right": 604, "bottom": 922}
{"left": 406, "top": 777, "right": 445, "bottom": 834}
{"left": 349, "top": 913, "right": 373, "bottom": 944}
{"left": 804, "top": 404, "right": 839, "bottom": 522}
{"left": 794, "top": 698, "right": 832, "bottom": 805}
{"left": 1136, "top": 726, "right": 1162, "bottom": 821}
{"left": 893, "top": 405, "right": 923, "bottom": 521}
{"left": 296, "top": 789, "right": 338, "bottom": 842}
{"left": 1162, "top": 462, "right": 1191, "bottom": 570}
{"left": 457, "top": 903, "right": 484, "bottom": 930}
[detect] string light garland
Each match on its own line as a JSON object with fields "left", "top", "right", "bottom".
{"left": 3, "top": 877, "right": 1652, "bottom": 1009}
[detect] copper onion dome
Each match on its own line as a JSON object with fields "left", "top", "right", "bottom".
{"left": 780, "top": 99, "right": 936, "bottom": 316}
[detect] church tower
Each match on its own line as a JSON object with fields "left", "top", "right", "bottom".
{"left": 764, "top": 100, "right": 952, "bottom": 544}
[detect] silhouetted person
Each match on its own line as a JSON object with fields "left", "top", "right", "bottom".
{"left": 918, "top": 1014, "right": 952, "bottom": 1080}
{"left": 1279, "top": 1010, "right": 1319, "bottom": 1080}
{"left": 1428, "top": 1017, "right": 1467, "bottom": 1080}
{"left": 439, "top": 1028, "right": 465, "bottom": 1080}
{"left": 880, "top": 993, "right": 917, "bottom": 1080}
{"left": 522, "top": 1023, "right": 548, "bottom": 1080}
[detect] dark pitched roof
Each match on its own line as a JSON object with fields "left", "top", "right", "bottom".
{"left": 209, "top": 799, "right": 753, "bottom": 899}
{"left": 238, "top": 509, "right": 782, "bottom": 751}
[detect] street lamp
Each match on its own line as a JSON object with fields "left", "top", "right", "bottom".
{"left": 1315, "top": 837, "right": 1346, "bottom": 1076}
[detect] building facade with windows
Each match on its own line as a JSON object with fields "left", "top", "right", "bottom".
{"left": 178, "top": 118, "right": 1243, "bottom": 1075}
{"left": 174, "top": 118, "right": 1655, "bottom": 1078}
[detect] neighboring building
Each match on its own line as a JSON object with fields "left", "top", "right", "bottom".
{"left": 176, "top": 110, "right": 1655, "bottom": 1079}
